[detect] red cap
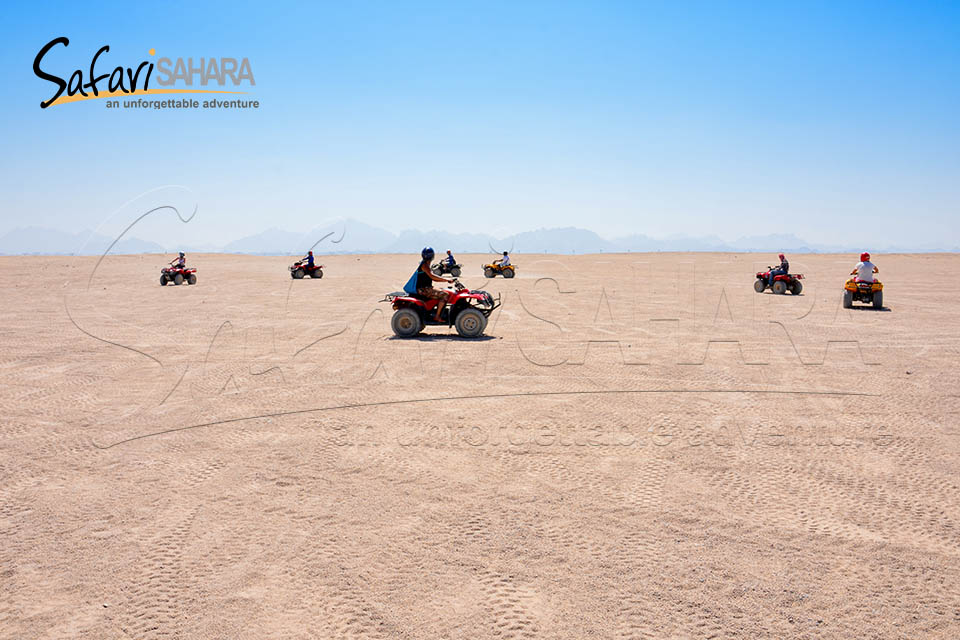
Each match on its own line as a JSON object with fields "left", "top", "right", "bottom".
{"left": 860, "top": 252, "right": 870, "bottom": 262}
{"left": 778, "top": 253, "right": 784, "bottom": 259}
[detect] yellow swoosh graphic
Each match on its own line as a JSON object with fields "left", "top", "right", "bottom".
{"left": 49, "top": 88, "right": 250, "bottom": 107}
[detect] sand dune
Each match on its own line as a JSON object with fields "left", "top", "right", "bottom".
{"left": 1, "top": 252, "right": 958, "bottom": 639}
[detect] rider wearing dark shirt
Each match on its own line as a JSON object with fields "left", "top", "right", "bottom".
{"left": 768, "top": 253, "right": 789, "bottom": 286}
{"left": 415, "top": 247, "right": 453, "bottom": 322}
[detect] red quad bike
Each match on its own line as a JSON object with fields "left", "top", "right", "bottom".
{"left": 382, "top": 280, "right": 500, "bottom": 338}
{"left": 289, "top": 260, "right": 324, "bottom": 279}
{"left": 160, "top": 266, "right": 197, "bottom": 286}
{"left": 754, "top": 268, "right": 803, "bottom": 295}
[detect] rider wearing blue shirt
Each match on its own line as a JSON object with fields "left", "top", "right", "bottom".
{"left": 445, "top": 250, "right": 456, "bottom": 266}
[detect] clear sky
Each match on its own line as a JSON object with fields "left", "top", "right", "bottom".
{"left": 1, "top": 0, "right": 958, "bottom": 248}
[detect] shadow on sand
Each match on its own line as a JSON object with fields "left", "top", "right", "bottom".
{"left": 386, "top": 333, "right": 499, "bottom": 342}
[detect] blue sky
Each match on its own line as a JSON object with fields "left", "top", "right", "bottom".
{"left": 1, "top": 0, "right": 958, "bottom": 248}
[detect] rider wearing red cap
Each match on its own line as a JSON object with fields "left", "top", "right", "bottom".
{"left": 767, "top": 253, "right": 789, "bottom": 287}
{"left": 851, "top": 252, "right": 878, "bottom": 283}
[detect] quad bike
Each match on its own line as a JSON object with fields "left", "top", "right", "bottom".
{"left": 843, "top": 278, "right": 883, "bottom": 309}
{"left": 382, "top": 280, "right": 500, "bottom": 338}
{"left": 160, "top": 266, "right": 197, "bottom": 286}
{"left": 289, "top": 260, "right": 324, "bottom": 279}
{"left": 432, "top": 261, "right": 462, "bottom": 277}
{"left": 754, "top": 268, "right": 803, "bottom": 295}
{"left": 483, "top": 262, "right": 516, "bottom": 279}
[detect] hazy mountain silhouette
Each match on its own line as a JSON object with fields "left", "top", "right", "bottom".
{"left": 2, "top": 222, "right": 956, "bottom": 255}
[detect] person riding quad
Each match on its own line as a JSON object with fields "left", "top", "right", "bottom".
{"left": 445, "top": 250, "right": 456, "bottom": 267}
{"left": 408, "top": 247, "right": 454, "bottom": 322}
{"left": 851, "top": 252, "right": 878, "bottom": 282}
{"left": 169, "top": 252, "right": 186, "bottom": 268}
{"left": 496, "top": 251, "right": 511, "bottom": 268}
{"left": 303, "top": 250, "right": 315, "bottom": 268}
{"left": 767, "top": 253, "right": 789, "bottom": 286}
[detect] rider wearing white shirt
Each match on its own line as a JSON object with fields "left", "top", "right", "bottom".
{"left": 852, "top": 252, "right": 878, "bottom": 282}
{"left": 498, "top": 251, "right": 511, "bottom": 267}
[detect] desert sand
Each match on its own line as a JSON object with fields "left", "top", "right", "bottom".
{"left": 1, "top": 252, "right": 958, "bottom": 639}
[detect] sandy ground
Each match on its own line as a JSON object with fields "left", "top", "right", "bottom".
{"left": 1, "top": 252, "right": 959, "bottom": 639}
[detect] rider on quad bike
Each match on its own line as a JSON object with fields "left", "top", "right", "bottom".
{"left": 851, "top": 252, "right": 878, "bottom": 282}
{"left": 768, "top": 253, "right": 789, "bottom": 287}
{"left": 170, "top": 252, "right": 186, "bottom": 268}
{"left": 497, "top": 251, "right": 511, "bottom": 268}
{"left": 445, "top": 250, "right": 456, "bottom": 268}
{"left": 843, "top": 252, "right": 883, "bottom": 309}
{"left": 304, "top": 250, "right": 315, "bottom": 268}
{"left": 407, "top": 247, "right": 454, "bottom": 322}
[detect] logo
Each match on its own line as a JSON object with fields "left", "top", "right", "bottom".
{"left": 33, "top": 37, "right": 258, "bottom": 110}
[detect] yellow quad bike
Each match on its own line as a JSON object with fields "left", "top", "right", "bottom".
{"left": 483, "top": 262, "right": 516, "bottom": 278}
{"left": 843, "top": 278, "right": 883, "bottom": 309}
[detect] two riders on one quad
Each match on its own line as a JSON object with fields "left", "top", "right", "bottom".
{"left": 432, "top": 250, "right": 462, "bottom": 277}
{"left": 484, "top": 251, "right": 515, "bottom": 278}
{"left": 754, "top": 253, "right": 803, "bottom": 294}
{"left": 385, "top": 247, "right": 499, "bottom": 338}
{"left": 843, "top": 252, "right": 883, "bottom": 309}
{"left": 161, "top": 252, "right": 197, "bottom": 286}
{"left": 290, "top": 250, "right": 324, "bottom": 279}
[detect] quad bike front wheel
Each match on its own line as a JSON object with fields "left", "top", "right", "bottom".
{"left": 873, "top": 291, "right": 883, "bottom": 309}
{"left": 391, "top": 308, "right": 421, "bottom": 338}
{"left": 753, "top": 279, "right": 765, "bottom": 293}
{"left": 455, "top": 308, "right": 486, "bottom": 338}
{"left": 484, "top": 267, "right": 495, "bottom": 278}
{"left": 790, "top": 281, "right": 802, "bottom": 295}
{"left": 160, "top": 275, "right": 168, "bottom": 286}
{"left": 293, "top": 268, "right": 304, "bottom": 279}
{"left": 174, "top": 273, "right": 184, "bottom": 286}
{"left": 188, "top": 274, "right": 197, "bottom": 285}
{"left": 771, "top": 280, "right": 786, "bottom": 295}
{"left": 842, "top": 290, "right": 853, "bottom": 309}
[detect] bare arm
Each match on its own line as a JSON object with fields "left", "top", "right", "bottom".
{"left": 422, "top": 264, "right": 450, "bottom": 283}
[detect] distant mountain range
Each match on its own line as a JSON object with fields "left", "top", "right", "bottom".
{"left": 0, "top": 222, "right": 956, "bottom": 255}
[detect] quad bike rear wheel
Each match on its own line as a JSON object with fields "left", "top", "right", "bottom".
{"left": 503, "top": 268, "right": 515, "bottom": 279}
{"left": 450, "top": 266, "right": 461, "bottom": 277}
{"left": 174, "top": 273, "right": 184, "bottom": 286}
{"left": 771, "top": 280, "right": 786, "bottom": 295}
{"left": 391, "top": 308, "right": 421, "bottom": 338}
{"left": 311, "top": 269, "right": 323, "bottom": 279}
{"left": 160, "top": 275, "right": 168, "bottom": 286}
{"left": 188, "top": 274, "right": 197, "bottom": 285}
{"left": 873, "top": 291, "right": 883, "bottom": 309}
{"left": 293, "top": 268, "right": 304, "bottom": 279}
{"left": 455, "top": 308, "right": 485, "bottom": 338}
{"left": 842, "top": 290, "right": 853, "bottom": 309}
{"left": 484, "top": 267, "right": 495, "bottom": 278}
{"left": 753, "top": 279, "right": 765, "bottom": 293}
{"left": 790, "top": 281, "right": 802, "bottom": 295}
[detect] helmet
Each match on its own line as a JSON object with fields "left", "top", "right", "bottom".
{"left": 421, "top": 247, "right": 435, "bottom": 260}
{"left": 778, "top": 253, "right": 784, "bottom": 259}
{"left": 179, "top": 252, "right": 184, "bottom": 257}
{"left": 860, "top": 252, "right": 870, "bottom": 262}
{"left": 308, "top": 251, "right": 313, "bottom": 255}
{"left": 446, "top": 250, "right": 451, "bottom": 254}
{"left": 503, "top": 251, "right": 508, "bottom": 256}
